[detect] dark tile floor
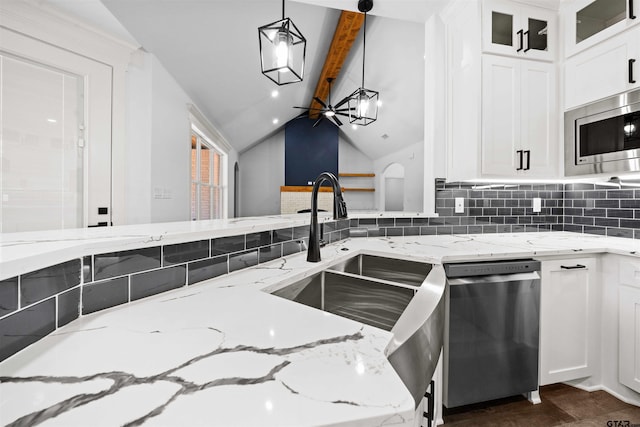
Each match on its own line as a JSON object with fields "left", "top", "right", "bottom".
{"left": 443, "top": 384, "right": 640, "bottom": 426}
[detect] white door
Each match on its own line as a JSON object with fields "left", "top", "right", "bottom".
{"left": 482, "top": 55, "right": 521, "bottom": 176}
{"left": 540, "top": 258, "right": 598, "bottom": 385}
{"left": 0, "top": 54, "right": 83, "bottom": 232}
{"left": 520, "top": 59, "right": 556, "bottom": 177}
{"left": 565, "top": 26, "right": 640, "bottom": 109}
{"left": 0, "top": 28, "right": 113, "bottom": 231}
{"left": 619, "top": 285, "right": 640, "bottom": 393}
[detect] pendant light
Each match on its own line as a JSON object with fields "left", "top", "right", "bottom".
{"left": 258, "top": 0, "right": 306, "bottom": 85}
{"left": 347, "top": 0, "right": 379, "bottom": 126}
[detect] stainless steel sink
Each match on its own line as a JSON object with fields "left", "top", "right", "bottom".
{"left": 270, "top": 253, "right": 446, "bottom": 409}
{"left": 271, "top": 254, "right": 432, "bottom": 331}
{"left": 327, "top": 254, "right": 433, "bottom": 287}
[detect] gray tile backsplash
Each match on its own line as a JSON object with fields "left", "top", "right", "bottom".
{"left": 20, "top": 260, "right": 81, "bottom": 306}
{"left": 0, "top": 219, "right": 350, "bottom": 362}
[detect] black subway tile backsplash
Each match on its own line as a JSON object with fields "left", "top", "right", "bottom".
{"left": 272, "top": 227, "right": 293, "bottom": 243}
{"left": 58, "top": 287, "right": 80, "bottom": 327}
{"left": 259, "top": 244, "right": 282, "bottom": 263}
{"left": 229, "top": 250, "right": 259, "bottom": 272}
{"left": 0, "top": 298, "right": 55, "bottom": 362}
{"left": 282, "top": 240, "right": 306, "bottom": 256}
{"left": 188, "top": 256, "right": 228, "bottom": 285}
{"left": 21, "top": 260, "right": 81, "bottom": 307}
{"left": 164, "top": 240, "right": 209, "bottom": 266}
{"left": 211, "top": 235, "right": 245, "bottom": 256}
{"left": 94, "top": 247, "right": 161, "bottom": 281}
{"left": 82, "top": 256, "right": 92, "bottom": 283}
{"left": 82, "top": 277, "right": 129, "bottom": 315}
{"left": 130, "top": 265, "right": 186, "bottom": 301}
{"left": 246, "top": 231, "right": 272, "bottom": 249}
{"left": 0, "top": 277, "right": 18, "bottom": 317}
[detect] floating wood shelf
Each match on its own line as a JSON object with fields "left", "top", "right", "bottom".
{"left": 280, "top": 186, "right": 374, "bottom": 193}
{"left": 339, "top": 173, "right": 376, "bottom": 177}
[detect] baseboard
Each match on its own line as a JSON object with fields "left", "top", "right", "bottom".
{"left": 564, "top": 382, "right": 640, "bottom": 407}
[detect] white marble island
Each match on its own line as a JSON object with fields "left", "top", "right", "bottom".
{"left": 3, "top": 222, "right": 640, "bottom": 426}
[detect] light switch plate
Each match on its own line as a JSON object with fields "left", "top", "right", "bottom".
{"left": 455, "top": 197, "right": 464, "bottom": 213}
{"left": 533, "top": 197, "right": 542, "bottom": 213}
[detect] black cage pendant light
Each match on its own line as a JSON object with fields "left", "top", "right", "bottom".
{"left": 347, "top": 0, "right": 379, "bottom": 126}
{"left": 258, "top": 0, "right": 306, "bottom": 85}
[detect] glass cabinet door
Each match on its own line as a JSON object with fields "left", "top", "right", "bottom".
{"left": 527, "top": 17, "right": 548, "bottom": 52}
{"left": 576, "top": 0, "right": 626, "bottom": 44}
{"left": 491, "top": 11, "right": 514, "bottom": 47}
{"left": 483, "top": 0, "right": 554, "bottom": 61}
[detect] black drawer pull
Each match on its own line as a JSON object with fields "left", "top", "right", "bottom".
{"left": 561, "top": 264, "right": 586, "bottom": 269}
{"left": 630, "top": 0, "right": 637, "bottom": 19}
{"left": 630, "top": 58, "right": 637, "bottom": 84}
{"left": 524, "top": 30, "right": 531, "bottom": 52}
{"left": 516, "top": 150, "right": 523, "bottom": 170}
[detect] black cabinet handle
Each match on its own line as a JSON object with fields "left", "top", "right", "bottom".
{"left": 631, "top": 0, "right": 637, "bottom": 19}
{"left": 516, "top": 150, "right": 523, "bottom": 170}
{"left": 524, "top": 30, "right": 531, "bottom": 52}
{"left": 524, "top": 150, "right": 531, "bottom": 170}
{"left": 561, "top": 264, "right": 586, "bottom": 269}
{"left": 517, "top": 29, "right": 523, "bottom": 52}
{"left": 630, "top": 59, "right": 637, "bottom": 84}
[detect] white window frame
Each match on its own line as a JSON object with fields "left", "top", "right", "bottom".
{"left": 189, "top": 105, "right": 229, "bottom": 220}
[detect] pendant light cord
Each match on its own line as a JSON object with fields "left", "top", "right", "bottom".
{"left": 282, "top": 0, "right": 285, "bottom": 19}
{"left": 361, "top": 12, "right": 367, "bottom": 88}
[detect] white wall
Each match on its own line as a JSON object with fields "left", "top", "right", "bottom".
{"left": 374, "top": 141, "right": 424, "bottom": 213}
{"left": 125, "top": 49, "right": 153, "bottom": 224}
{"left": 149, "top": 54, "right": 192, "bottom": 222}
{"left": 339, "top": 140, "right": 375, "bottom": 211}
{"left": 238, "top": 132, "right": 285, "bottom": 217}
{"left": 424, "top": 14, "right": 447, "bottom": 215}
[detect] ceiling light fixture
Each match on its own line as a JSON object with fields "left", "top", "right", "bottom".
{"left": 258, "top": 0, "right": 306, "bottom": 86}
{"left": 347, "top": 0, "right": 379, "bottom": 126}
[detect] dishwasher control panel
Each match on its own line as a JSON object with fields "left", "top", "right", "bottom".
{"left": 444, "top": 259, "right": 540, "bottom": 278}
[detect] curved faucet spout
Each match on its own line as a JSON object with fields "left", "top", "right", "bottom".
{"left": 307, "top": 172, "right": 348, "bottom": 262}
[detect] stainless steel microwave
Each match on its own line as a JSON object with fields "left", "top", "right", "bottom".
{"left": 565, "top": 88, "right": 640, "bottom": 176}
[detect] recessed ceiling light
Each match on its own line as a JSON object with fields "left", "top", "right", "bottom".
{"left": 381, "top": 134, "right": 389, "bottom": 139}
{"left": 376, "top": 100, "right": 382, "bottom": 107}
{"left": 352, "top": 124, "right": 358, "bottom": 130}
{"left": 271, "top": 90, "right": 279, "bottom": 98}
{"left": 272, "top": 118, "right": 279, "bottom": 124}
{"left": 47, "top": 118, "right": 57, "bottom": 123}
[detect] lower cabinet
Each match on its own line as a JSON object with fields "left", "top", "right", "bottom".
{"left": 618, "top": 259, "right": 640, "bottom": 394}
{"left": 539, "top": 257, "right": 598, "bottom": 386}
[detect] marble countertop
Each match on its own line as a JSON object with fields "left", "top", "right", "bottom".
{"left": 3, "top": 231, "right": 640, "bottom": 426}
{"left": 0, "top": 214, "right": 336, "bottom": 281}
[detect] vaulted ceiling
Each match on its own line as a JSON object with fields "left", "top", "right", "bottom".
{"left": 45, "top": 0, "right": 449, "bottom": 160}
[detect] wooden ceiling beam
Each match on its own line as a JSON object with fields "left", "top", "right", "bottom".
{"left": 308, "top": 10, "right": 364, "bottom": 119}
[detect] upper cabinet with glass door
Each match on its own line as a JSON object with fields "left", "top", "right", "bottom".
{"left": 564, "top": 0, "right": 639, "bottom": 57}
{"left": 482, "top": 0, "right": 556, "bottom": 62}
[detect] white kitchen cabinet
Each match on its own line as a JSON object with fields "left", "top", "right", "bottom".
{"left": 618, "top": 259, "right": 640, "bottom": 393}
{"left": 442, "top": 1, "right": 558, "bottom": 181}
{"left": 564, "top": 25, "right": 640, "bottom": 109}
{"left": 539, "top": 257, "right": 598, "bottom": 386}
{"left": 482, "top": 55, "right": 557, "bottom": 177}
{"left": 564, "top": 0, "right": 640, "bottom": 58}
{"left": 482, "top": 0, "right": 556, "bottom": 61}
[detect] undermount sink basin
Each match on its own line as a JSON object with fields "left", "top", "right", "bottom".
{"left": 270, "top": 253, "right": 445, "bottom": 409}
{"left": 271, "top": 254, "right": 432, "bottom": 331}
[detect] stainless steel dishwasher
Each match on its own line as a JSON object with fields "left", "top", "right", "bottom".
{"left": 443, "top": 259, "right": 541, "bottom": 408}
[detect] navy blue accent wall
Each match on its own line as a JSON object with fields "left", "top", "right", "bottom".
{"left": 284, "top": 118, "right": 338, "bottom": 186}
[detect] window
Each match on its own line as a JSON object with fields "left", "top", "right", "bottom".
{"left": 190, "top": 125, "right": 227, "bottom": 220}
